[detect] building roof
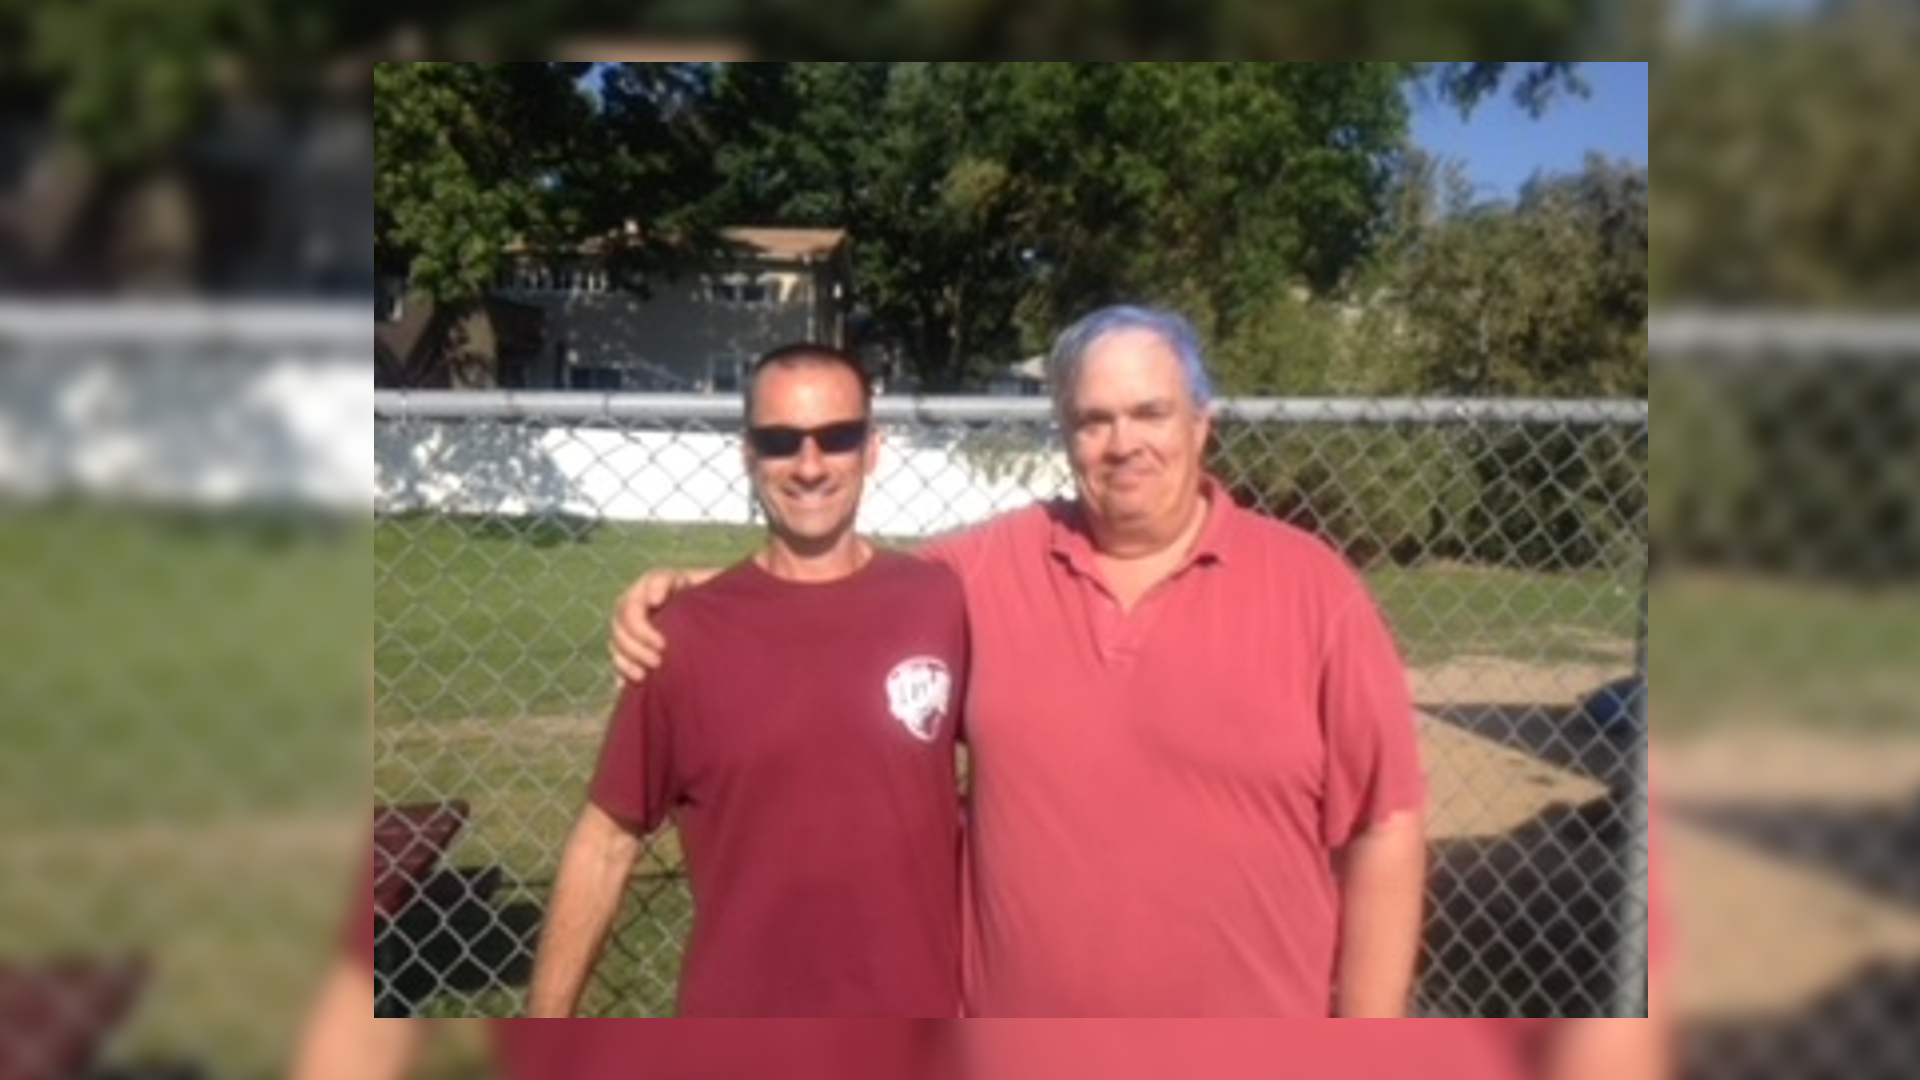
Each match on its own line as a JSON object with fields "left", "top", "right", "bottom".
{"left": 718, "top": 227, "right": 848, "bottom": 260}
{"left": 505, "top": 224, "right": 847, "bottom": 261}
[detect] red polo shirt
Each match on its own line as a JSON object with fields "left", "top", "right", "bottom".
{"left": 924, "top": 480, "right": 1427, "bottom": 1016}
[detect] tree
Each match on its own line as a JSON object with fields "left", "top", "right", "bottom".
{"left": 702, "top": 62, "right": 1032, "bottom": 388}
{"left": 701, "top": 63, "right": 1425, "bottom": 388}
{"left": 1390, "top": 154, "right": 1647, "bottom": 398}
{"left": 373, "top": 64, "right": 590, "bottom": 299}
{"left": 982, "top": 63, "right": 1412, "bottom": 360}
{"left": 1651, "top": 0, "right": 1920, "bottom": 306}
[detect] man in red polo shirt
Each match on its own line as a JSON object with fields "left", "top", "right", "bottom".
{"left": 612, "top": 306, "right": 1428, "bottom": 1018}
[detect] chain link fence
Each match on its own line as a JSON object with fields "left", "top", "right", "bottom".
{"left": 1649, "top": 314, "right": 1920, "bottom": 1080}
{"left": 371, "top": 388, "right": 1652, "bottom": 1023}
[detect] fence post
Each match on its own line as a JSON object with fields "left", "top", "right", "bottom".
{"left": 1614, "top": 570, "right": 1652, "bottom": 1016}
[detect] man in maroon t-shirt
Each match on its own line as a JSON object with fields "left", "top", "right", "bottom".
{"left": 527, "top": 342, "right": 967, "bottom": 1024}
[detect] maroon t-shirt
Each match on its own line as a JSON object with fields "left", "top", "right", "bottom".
{"left": 590, "top": 551, "right": 968, "bottom": 1017}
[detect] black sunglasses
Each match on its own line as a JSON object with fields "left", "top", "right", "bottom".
{"left": 746, "top": 419, "right": 871, "bottom": 459}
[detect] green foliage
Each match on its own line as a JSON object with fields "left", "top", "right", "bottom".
{"left": 1210, "top": 422, "right": 1473, "bottom": 568}
{"left": 697, "top": 63, "right": 1426, "bottom": 387}
{"left": 1387, "top": 154, "right": 1648, "bottom": 398}
{"left": 0, "top": 0, "right": 276, "bottom": 164}
{"left": 1650, "top": 0, "right": 1920, "bottom": 307}
{"left": 1445, "top": 427, "right": 1644, "bottom": 571}
{"left": 1652, "top": 362, "right": 1920, "bottom": 581}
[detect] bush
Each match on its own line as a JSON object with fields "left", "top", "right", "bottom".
{"left": 1210, "top": 421, "right": 1474, "bottom": 568}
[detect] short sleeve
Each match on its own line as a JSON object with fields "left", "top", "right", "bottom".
{"left": 588, "top": 677, "right": 677, "bottom": 835}
{"left": 1319, "top": 590, "right": 1427, "bottom": 848}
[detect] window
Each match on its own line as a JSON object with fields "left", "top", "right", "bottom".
{"left": 568, "top": 366, "right": 624, "bottom": 391}
{"left": 707, "top": 275, "right": 777, "bottom": 306}
{"left": 499, "top": 259, "right": 612, "bottom": 293}
{"left": 377, "top": 276, "right": 404, "bottom": 322}
{"left": 707, "top": 355, "right": 746, "bottom": 393}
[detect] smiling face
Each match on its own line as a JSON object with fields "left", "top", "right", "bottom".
{"left": 1062, "top": 327, "right": 1213, "bottom": 553}
{"left": 744, "top": 357, "right": 877, "bottom": 563}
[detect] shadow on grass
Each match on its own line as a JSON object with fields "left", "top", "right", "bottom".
{"left": 1420, "top": 795, "right": 1639, "bottom": 1018}
{"left": 1671, "top": 794, "right": 1920, "bottom": 914}
{"left": 1681, "top": 961, "right": 1920, "bottom": 1080}
{"left": 379, "top": 866, "right": 542, "bottom": 1017}
{"left": 1420, "top": 701, "right": 1639, "bottom": 790}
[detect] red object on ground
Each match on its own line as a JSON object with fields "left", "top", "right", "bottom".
{"left": 371, "top": 800, "right": 470, "bottom": 917}
{"left": 0, "top": 956, "right": 146, "bottom": 1080}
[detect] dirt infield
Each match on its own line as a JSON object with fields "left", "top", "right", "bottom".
{"left": 1411, "top": 656, "right": 1920, "bottom": 1022}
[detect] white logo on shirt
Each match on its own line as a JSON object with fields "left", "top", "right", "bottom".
{"left": 885, "top": 657, "right": 951, "bottom": 743}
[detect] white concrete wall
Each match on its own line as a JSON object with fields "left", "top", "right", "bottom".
{"left": 0, "top": 305, "right": 371, "bottom": 510}
{"left": 0, "top": 303, "right": 1065, "bottom": 532}
{"left": 374, "top": 421, "right": 1074, "bottom": 538}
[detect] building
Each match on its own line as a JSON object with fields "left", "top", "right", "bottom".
{"left": 491, "top": 226, "right": 852, "bottom": 391}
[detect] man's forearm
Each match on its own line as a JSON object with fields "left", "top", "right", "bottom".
{"left": 1544, "top": 978, "right": 1672, "bottom": 1080}
{"left": 288, "top": 962, "right": 420, "bottom": 1080}
{"left": 1544, "top": 1019, "right": 1669, "bottom": 1080}
{"left": 1333, "top": 810, "right": 1426, "bottom": 1017}
{"left": 526, "top": 806, "right": 641, "bottom": 1017}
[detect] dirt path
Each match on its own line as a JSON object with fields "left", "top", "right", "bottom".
{"left": 1414, "top": 657, "right": 1920, "bottom": 1020}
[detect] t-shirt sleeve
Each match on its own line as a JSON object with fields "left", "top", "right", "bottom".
{"left": 1319, "top": 589, "right": 1427, "bottom": 848}
{"left": 587, "top": 676, "right": 677, "bottom": 835}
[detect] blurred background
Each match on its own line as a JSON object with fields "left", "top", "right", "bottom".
{"left": 3, "top": 0, "right": 1917, "bottom": 1077}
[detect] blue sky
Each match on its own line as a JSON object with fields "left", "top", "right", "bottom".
{"left": 1406, "top": 62, "right": 1648, "bottom": 200}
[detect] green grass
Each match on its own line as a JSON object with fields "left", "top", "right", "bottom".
{"left": 0, "top": 503, "right": 371, "bottom": 1078}
{"left": 1650, "top": 573, "right": 1920, "bottom": 734}
{"left": 375, "top": 514, "right": 768, "bottom": 1017}
{"left": 375, "top": 515, "right": 1641, "bottom": 729}
{"left": 1370, "top": 561, "right": 1636, "bottom": 669}
{"left": 375, "top": 514, "right": 766, "bottom": 726}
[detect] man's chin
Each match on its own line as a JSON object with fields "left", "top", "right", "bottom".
{"left": 767, "top": 519, "right": 858, "bottom": 551}
{"left": 1092, "top": 493, "right": 1160, "bottom": 523}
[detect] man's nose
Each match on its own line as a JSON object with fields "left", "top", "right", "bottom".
{"left": 792, "top": 436, "right": 829, "bottom": 476}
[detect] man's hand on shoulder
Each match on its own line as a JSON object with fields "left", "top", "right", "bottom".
{"left": 609, "top": 567, "right": 718, "bottom": 683}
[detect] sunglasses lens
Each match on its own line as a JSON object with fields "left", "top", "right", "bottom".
{"left": 812, "top": 421, "right": 869, "bottom": 454}
{"left": 748, "top": 421, "right": 868, "bottom": 458}
{"left": 748, "top": 427, "right": 805, "bottom": 457}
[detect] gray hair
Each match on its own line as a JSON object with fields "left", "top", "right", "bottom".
{"left": 1045, "top": 305, "right": 1216, "bottom": 426}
